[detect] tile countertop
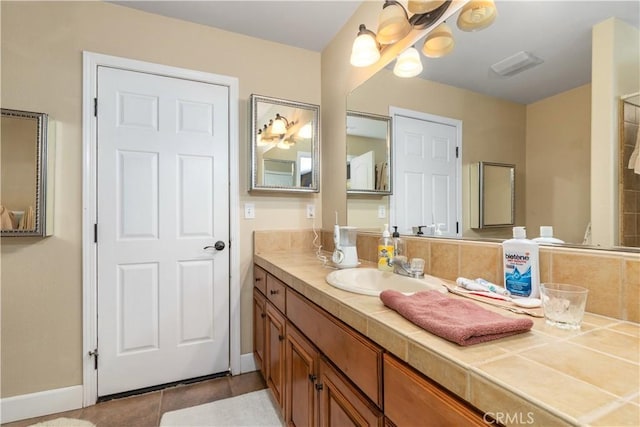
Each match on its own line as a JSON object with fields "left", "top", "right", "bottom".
{"left": 254, "top": 251, "right": 640, "bottom": 427}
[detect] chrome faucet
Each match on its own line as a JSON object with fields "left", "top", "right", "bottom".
{"left": 390, "top": 256, "right": 423, "bottom": 279}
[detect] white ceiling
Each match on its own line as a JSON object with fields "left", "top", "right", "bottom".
{"left": 112, "top": 1, "right": 639, "bottom": 104}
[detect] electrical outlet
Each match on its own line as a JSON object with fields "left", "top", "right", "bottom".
{"left": 244, "top": 203, "right": 255, "bottom": 219}
{"left": 377, "top": 205, "right": 386, "bottom": 219}
{"left": 306, "top": 204, "right": 316, "bottom": 219}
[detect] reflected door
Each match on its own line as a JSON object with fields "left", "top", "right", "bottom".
{"left": 393, "top": 113, "right": 460, "bottom": 237}
{"left": 96, "top": 67, "right": 230, "bottom": 396}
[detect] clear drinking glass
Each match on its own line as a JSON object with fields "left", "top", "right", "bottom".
{"left": 409, "top": 258, "right": 425, "bottom": 277}
{"left": 540, "top": 283, "right": 589, "bottom": 330}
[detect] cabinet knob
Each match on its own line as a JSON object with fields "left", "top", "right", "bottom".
{"left": 255, "top": 277, "right": 262, "bottom": 282}
{"left": 315, "top": 383, "right": 324, "bottom": 391}
{"left": 260, "top": 313, "right": 266, "bottom": 318}
{"left": 278, "top": 334, "right": 285, "bottom": 341}
{"left": 308, "top": 374, "right": 317, "bottom": 383}
{"left": 270, "top": 289, "right": 279, "bottom": 295}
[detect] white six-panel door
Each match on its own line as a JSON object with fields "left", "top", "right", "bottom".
{"left": 96, "top": 66, "right": 230, "bottom": 396}
{"left": 393, "top": 112, "right": 461, "bottom": 237}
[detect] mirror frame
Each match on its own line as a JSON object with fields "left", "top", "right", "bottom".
{"left": 475, "top": 161, "right": 516, "bottom": 229}
{"left": 249, "top": 94, "right": 320, "bottom": 193}
{"left": 1, "top": 108, "right": 51, "bottom": 237}
{"left": 346, "top": 110, "right": 392, "bottom": 196}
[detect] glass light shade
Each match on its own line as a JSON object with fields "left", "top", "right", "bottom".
{"left": 277, "top": 140, "right": 291, "bottom": 150}
{"left": 393, "top": 47, "right": 423, "bottom": 78}
{"left": 408, "top": 0, "right": 446, "bottom": 14}
{"left": 350, "top": 32, "right": 380, "bottom": 67}
{"left": 376, "top": 2, "right": 411, "bottom": 45}
{"left": 298, "top": 123, "right": 312, "bottom": 139}
{"left": 271, "top": 116, "right": 287, "bottom": 134}
{"left": 422, "top": 22, "right": 455, "bottom": 58}
{"left": 457, "top": 0, "right": 497, "bottom": 32}
{"left": 256, "top": 132, "right": 268, "bottom": 147}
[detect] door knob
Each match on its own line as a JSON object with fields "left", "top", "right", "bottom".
{"left": 204, "top": 241, "right": 226, "bottom": 251}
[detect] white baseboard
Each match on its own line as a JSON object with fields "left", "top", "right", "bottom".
{"left": 239, "top": 352, "right": 257, "bottom": 374}
{"left": 1, "top": 385, "right": 83, "bottom": 424}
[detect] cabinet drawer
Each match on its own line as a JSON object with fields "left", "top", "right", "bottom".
{"left": 287, "top": 289, "right": 383, "bottom": 408}
{"left": 254, "top": 265, "right": 267, "bottom": 294}
{"left": 266, "top": 274, "right": 286, "bottom": 313}
{"left": 384, "top": 354, "right": 486, "bottom": 426}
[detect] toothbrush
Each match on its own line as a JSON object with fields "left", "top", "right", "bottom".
{"left": 456, "top": 277, "right": 510, "bottom": 296}
{"left": 474, "top": 278, "right": 510, "bottom": 296}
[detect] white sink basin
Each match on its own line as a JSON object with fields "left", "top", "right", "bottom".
{"left": 325, "top": 268, "right": 448, "bottom": 296}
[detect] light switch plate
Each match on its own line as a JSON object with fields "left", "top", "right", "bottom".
{"left": 377, "top": 205, "right": 386, "bottom": 219}
{"left": 244, "top": 203, "right": 255, "bottom": 219}
{"left": 306, "top": 204, "right": 316, "bottom": 219}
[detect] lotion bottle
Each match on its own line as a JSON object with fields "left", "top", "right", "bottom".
{"left": 378, "top": 224, "right": 394, "bottom": 272}
{"left": 502, "top": 226, "right": 540, "bottom": 298}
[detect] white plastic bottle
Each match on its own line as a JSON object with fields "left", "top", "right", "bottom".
{"left": 532, "top": 226, "right": 565, "bottom": 244}
{"left": 502, "top": 226, "right": 540, "bottom": 298}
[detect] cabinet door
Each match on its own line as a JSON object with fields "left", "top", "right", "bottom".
{"left": 253, "top": 288, "right": 267, "bottom": 376}
{"left": 266, "top": 302, "right": 286, "bottom": 413}
{"left": 318, "top": 358, "right": 383, "bottom": 427}
{"left": 285, "top": 323, "right": 319, "bottom": 427}
{"left": 384, "top": 354, "right": 486, "bottom": 426}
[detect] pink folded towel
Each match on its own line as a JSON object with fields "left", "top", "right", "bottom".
{"left": 380, "top": 290, "right": 533, "bottom": 346}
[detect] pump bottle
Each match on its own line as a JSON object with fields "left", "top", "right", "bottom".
{"left": 392, "top": 226, "right": 405, "bottom": 258}
{"left": 378, "top": 224, "right": 394, "bottom": 272}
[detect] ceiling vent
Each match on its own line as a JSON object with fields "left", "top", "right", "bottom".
{"left": 490, "top": 51, "right": 544, "bottom": 77}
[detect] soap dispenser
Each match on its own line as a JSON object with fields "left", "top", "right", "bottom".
{"left": 378, "top": 224, "right": 394, "bottom": 272}
{"left": 392, "top": 226, "right": 405, "bottom": 258}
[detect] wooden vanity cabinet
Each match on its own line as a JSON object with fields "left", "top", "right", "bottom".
{"left": 265, "top": 299, "right": 286, "bottom": 413}
{"left": 252, "top": 288, "right": 266, "bottom": 376}
{"left": 383, "top": 354, "right": 487, "bottom": 426}
{"left": 285, "top": 323, "right": 320, "bottom": 427}
{"left": 318, "top": 358, "right": 383, "bottom": 427}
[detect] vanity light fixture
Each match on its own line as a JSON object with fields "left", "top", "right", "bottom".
{"left": 393, "top": 47, "right": 423, "bottom": 78}
{"left": 457, "top": 0, "right": 497, "bottom": 32}
{"left": 257, "top": 113, "right": 298, "bottom": 149}
{"left": 422, "top": 22, "right": 455, "bottom": 58}
{"left": 377, "top": 0, "right": 412, "bottom": 45}
{"left": 349, "top": 0, "right": 497, "bottom": 77}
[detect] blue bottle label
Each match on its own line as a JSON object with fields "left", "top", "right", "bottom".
{"left": 504, "top": 250, "right": 533, "bottom": 297}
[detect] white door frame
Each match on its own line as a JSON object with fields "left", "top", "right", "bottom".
{"left": 389, "top": 106, "right": 462, "bottom": 237}
{"left": 81, "top": 51, "right": 240, "bottom": 406}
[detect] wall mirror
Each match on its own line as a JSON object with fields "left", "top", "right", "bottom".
{"left": 346, "top": 111, "right": 391, "bottom": 195}
{"left": 250, "top": 94, "right": 319, "bottom": 193}
{"left": 470, "top": 162, "right": 515, "bottom": 229}
{"left": 345, "top": 1, "right": 639, "bottom": 250}
{"left": 1, "top": 108, "right": 54, "bottom": 237}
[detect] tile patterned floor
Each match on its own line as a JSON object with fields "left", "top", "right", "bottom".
{"left": 2, "top": 371, "right": 267, "bottom": 427}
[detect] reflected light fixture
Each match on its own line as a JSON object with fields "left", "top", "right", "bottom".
{"left": 408, "top": 0, "right": 446, "bottom": 14}
{"left": 457, "top": 0, "right": 497, "bottom": 32}
{"left": 393, "top": 47, "right": 423, "bottom": 78}
{"left": 376, "top": 0, "right": 411, "bottom": 45}
{"left": 257, "top": 113, "right": 298, "bottom": 149}
{"left": 350, "top": 24, "right": 380, "bottom": 67}
{"left": 422, "top": 22, "right": 454, "bottom": 58}
{"left": 298, "top": 123, "right": 313, "bottom": 139}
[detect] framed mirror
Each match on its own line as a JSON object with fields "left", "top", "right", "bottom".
{"left": 1, "top": 108, "right": 54, "bottom": 237}
{"left": 470, "top": 162, "right": 515, "bottom": 229}
{"left": 250, "top": 94, "right": 319, "bottom": 192}
{"left": 346, "top": 111, "right": 392, "bottom": 195}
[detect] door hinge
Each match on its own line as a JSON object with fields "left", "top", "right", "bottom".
{"left": 94, "top": 223, "right": 98, "bottom": 243}
{"left": 456, "top": 221, "right": 459, "bottom": 234}
{"left": 88, "top": 348, "right": 99, "bottom": 370}
{"left": 455, "top": 146, "right": 459, "bottom": 158}
{"left": 94, "top": 98, "right": 98, "bottom": 117}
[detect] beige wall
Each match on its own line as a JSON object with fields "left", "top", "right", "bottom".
{"left": 1, "top": 1, "right": 320, "bottom": 398}
{"left": 526, "top": 84, "right": 591, "bottom": 244}
{"left": 591, "top": 18, "right": 640, "bottom": 246}
{"left": 346, "top": 69, "right": 527, "bottom": 240}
